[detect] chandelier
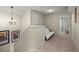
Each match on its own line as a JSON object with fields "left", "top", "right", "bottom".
{"left": 9, "top": 6, "right": 16, "bottom": 25}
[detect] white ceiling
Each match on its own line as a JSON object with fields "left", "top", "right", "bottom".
{"left": 0, "top": 6, "right": 73, "bottom": 15}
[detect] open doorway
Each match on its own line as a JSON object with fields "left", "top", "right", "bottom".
{"left": 59, "top": 16, "right": 70, "bottom": 35}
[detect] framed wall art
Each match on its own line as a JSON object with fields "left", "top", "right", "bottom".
{"left": 11, "top": 30, "right": 20, "bottom": 43}
{"left": 74, "top": 7, "right": 78, "bottom": 23}
{"left": 0, "top": 30, "right": 9, "bottom": 46}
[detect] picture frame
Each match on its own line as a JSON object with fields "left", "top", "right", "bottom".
{"left": 11, "top": 30, "right": 20, "bottom": 43}
{"left": 0, "top": 30, "right": 9, "bottom": 46}
{"left": 78, "top": 11, "right": 79, "bottom": 21}
{"left": 74, "top": 7, "right": 78, "bottom": 23}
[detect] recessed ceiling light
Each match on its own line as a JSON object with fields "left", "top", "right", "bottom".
{"left": 46, "top": 9, "right": 55, "bottom": 13}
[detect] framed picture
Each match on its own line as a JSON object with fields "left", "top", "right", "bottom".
{"left": 75, "top": 7, "right": 78, "bottom": 23}
{"left": 0, "top": 30, "right": 9, "bottom": 46}
{"left": 11, "top": 30, "right": 20, "bottom": 43}
{"left": 78, "top": 13, "right": 79, "bottom": 20}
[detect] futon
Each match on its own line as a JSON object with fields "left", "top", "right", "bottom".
{"left": 45, "top": 28, "right": 55, "bottom": 41}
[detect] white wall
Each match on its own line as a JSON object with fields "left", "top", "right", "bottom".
{"left": 44, "top": 13, "right": 70, "bottom": 35}
{"left": 14, "top": 10, "right": 31, "bottom": 52}
{"left": 21, "top": 10, "right": 31, "bottom": 33}
{"left": 31, "top": 11, "right": 44, "bottom": 25}
{"left": 0, "top": 11, "right": 22, "bottom": 52}
{"left": 71, "top": 7, "right": 79, "bottom": 51}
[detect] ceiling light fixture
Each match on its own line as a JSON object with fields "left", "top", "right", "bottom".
{"left": 47, "top": 9, "right": 55, "bottom": 13}
{"left": 9, "top": 6, "right": 16, "bottom": 25}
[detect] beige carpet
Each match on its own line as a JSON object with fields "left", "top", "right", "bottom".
{"left": 35, "top": 34, "right": 76, "bottom": 52}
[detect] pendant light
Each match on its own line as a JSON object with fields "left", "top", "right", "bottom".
{"left": 11, "top": 6, "right": 13, "bottom": 21}
{"left": 9, "top": 6, "right": 16, "bottom": 25}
